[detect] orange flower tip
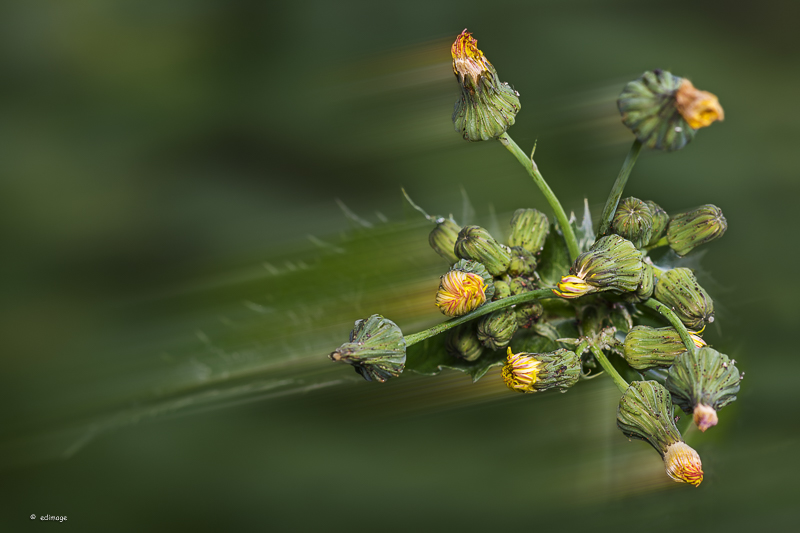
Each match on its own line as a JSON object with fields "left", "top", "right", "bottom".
{"left": 664, "top": 442, "right": 704, "bottom": 487}
{"left": 435, "top": 270, "right": 487, "bottom": 317}
{"left": 554, "top": 275, "right": 593, "bottom": 299}
{"left": 675, "top": 79, "right": 724, "bottom": 130}
{"left": 693, "top": 404, "right": 719, "bottom": 432}
{"left": 451, "top": 29, "right": 491, "bottom": 82}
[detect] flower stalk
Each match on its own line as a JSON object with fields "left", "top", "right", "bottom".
{"left": 597, "top": 139, "right": 642, "bottom": 236}
{"left": 498, "top": 132, "right": 580, "bottom": 261}
{"left": 642, "top": 298, "right": 697, "bottom": 355}
{"left": 404, "top": 288, "right": 557, "bottom": 347}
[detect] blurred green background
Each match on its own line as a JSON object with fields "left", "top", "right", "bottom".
{"left": 2, "top": 0, "right": 799, "bottom": 530}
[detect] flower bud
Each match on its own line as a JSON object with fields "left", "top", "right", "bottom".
{"left": 515, "top": 300, "right": 543, "bottom": 328}
{"left": 507, "top": 246, "right": 537, "bottom": 277}
{"left": 445, "top": 322, "right": 484, "bottom": 362}
{"left": 435, "top": 259, "right": 495, "bottom": 317}
{"left": 654, "top": 268, "right": 714, "bottom": 330}
{"left": 476, "top": 308, "right": 518, "bottom": 350}
{"left": 667, "top": 204, "right": 727, "bottom": 257}
{"left": 617, "top": 380, "right": 703, "bottom": 486}
{"left": 454, "top": 225, "right": 511, "bottom": 276}
{"left": 451, "top": 30, "right": 521, "bottom": 142}
{"left": 665, "top": 347, "right": 741, "bottom": 432}
{"left": 329, "top": 315, "right": 406, "bottom": 382}
{"left": 508, "top": 276, "right": 533, "bottom": 296}
{"left": 612, "top": 197, "right": 653, "bottom": 249}
{"left": 645, "top": 200, "right": 669, "bottom": 246}
{"left": 621, "top": 262, "right": 655, "bottom": 303}
{"left": 501, "top": 347, "right": 580, "bottom": 393}
{"left": 429, "top": 217, "right": 461, "bottom": 264}
{"left": 493, "top": 279, "right": 511, "bottom": 301}
{"left": 555, "top": 235, "right": 645, "bottom": 299}
{"left": 618, "top": 70, "right": 723, "bottom": 152}
{"left": 508, "top": 208, "right": 549, "bottom": 254}
{"left": 622, "top": 326, "right": 706, "bottom": 370}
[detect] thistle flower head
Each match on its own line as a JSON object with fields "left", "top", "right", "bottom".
{"left": 436, "top": 269, "right": 487, "bottom": 317}
{"left": 501, "top": 348, "right": 542, "bottom": 392}
{"left": 675, "top": 79, "right": 725, "bottom": 129}
{"left": 663, "top": 442, "right": 704, "bottom": 487}
{"left": 451, "top": 30, "right": 521, "bottom": 142}
{"left": 555, "top": 235, "right": 645, "bottom": 299}
{"left": 501, "top": 347, "right": 580, "bottom": 393}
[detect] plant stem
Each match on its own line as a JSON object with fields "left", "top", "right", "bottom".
{"left": 641, "top": 298, "right": 697, "bottom": 355}
{"left": 497, "top": 133, "right": 580, "bottom": 261}
{"left": 404, "top": 289, "right": 557, "bottom": 347}
{"left": 597, "top": 139, "right": 643, "bottom": 236}
{"left": 589, "top": 344, "right": 629, "bottom": 394}
{"left": 643, "top": 235, "right": 669, "bottom": 251}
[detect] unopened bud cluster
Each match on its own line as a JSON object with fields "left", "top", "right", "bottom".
{"left": 326, "top": 32, "right": 739, "bottom": 490}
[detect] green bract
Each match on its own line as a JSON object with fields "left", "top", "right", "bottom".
{"left": 445, "top": 322, "right": 484, "bottom": 362}
{"left": 623, "top": 326, "right": 696, "bottom": 370}
{"left": 616, "top": 380, "right": 682, "bottom": 455}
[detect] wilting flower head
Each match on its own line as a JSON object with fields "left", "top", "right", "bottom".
{"left": 329, "top": 315, "right": 406, "bottom": 382}
{"left": 665, "top": 347, "right": 742, "bottom": 432}
{"left": 501, "top": 347, "right": 580, "bottom": 393}
{"left": 622, "top": 326, "right": 706, "bottom": 370}
{"left": 663, "top": 442, "right": 704, "bottom": 487}
{"left": 675, "top": 79, "right": 725, "bottom": 129}
{"left": 451, "top": 29, "right": 521, "bottom": 142}
{"left": 554, "top": 235, "right": 645, "bottom": 299}
{"left": 435, "top": 259, "right": 494, "bottom": 317}
{"left": 654, "top": 268, "right": 714, "bottom": 330}
{"left": 617, "top": 380, "right": 703, "bottom": 486}
{"left": 618, "top": 70, "right": 724, "bottom": 151}
{"left": 667, "top": 204, "right": 727, "bottom": 257}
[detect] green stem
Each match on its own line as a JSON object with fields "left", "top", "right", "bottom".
{"left": 497, "top": 133, "right": 580, "bottom": 261}
{"left": 404, "top": 289, "right": 557, "bottom": 347}
{"left": 597, "top": 139, "right": 642, "bottom": 236}
{"left": 643, "top": 236, "right": 669, "bottom": 252}
{"left": 589, "top": 344, "right": 629, "bottom": 394}
{"left": 641, "top": 298, "right": 697, "bottom": 355}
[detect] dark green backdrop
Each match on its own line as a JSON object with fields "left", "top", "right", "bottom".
{"left": 2, "top": 1, "right": 798, "bottom": 531}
